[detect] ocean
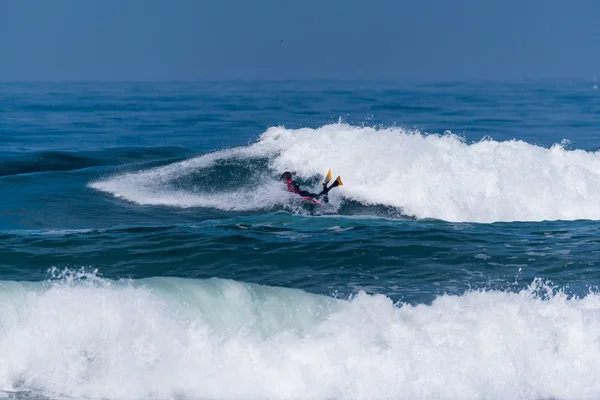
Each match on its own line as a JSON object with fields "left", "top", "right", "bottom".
{"left": 1, "top": 80, "right": 600, "bottom": 399}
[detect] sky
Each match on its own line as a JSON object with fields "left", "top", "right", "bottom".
{"left": 1, "top": 0, "right": 599, "bottom": 81}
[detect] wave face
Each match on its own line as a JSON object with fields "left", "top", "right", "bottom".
{"left": 91, "top": 123, "right": 600, "bottom": 223}
{"left": 0, "top": 272, "right": 599, "bottom": 400}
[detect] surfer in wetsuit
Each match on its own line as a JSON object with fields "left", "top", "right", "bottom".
{"left": 280, "top": 171, "right": 330, "bottom": 202}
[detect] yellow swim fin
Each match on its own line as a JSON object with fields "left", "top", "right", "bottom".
{"left": 322, "top": 169, "right": 332, "bottom": 185}
{"left": 328, "top": 176, "right": 343, "bottom": 190}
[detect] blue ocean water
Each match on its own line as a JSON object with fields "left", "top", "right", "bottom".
{"left": 1, "top": 80, "right": 600, "bottom": 399}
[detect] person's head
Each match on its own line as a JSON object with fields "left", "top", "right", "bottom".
{"left": 280, "top": 171, "right": 292, "bottom": 181}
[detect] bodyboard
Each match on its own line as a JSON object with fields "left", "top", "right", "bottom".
{"left": 299, "top": 196, "right": 322, "bottom": 206}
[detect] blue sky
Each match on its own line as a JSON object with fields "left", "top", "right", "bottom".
{"left": 1, "top": 0, "right": 599, "bottom": 81}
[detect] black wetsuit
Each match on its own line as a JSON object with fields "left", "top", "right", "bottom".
{"left": 285, "top": 179, "right": 329, "bottom": 202}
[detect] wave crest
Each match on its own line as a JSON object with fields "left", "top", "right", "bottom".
{"left": 91, "top": 123, "right": 600, "bottom": 222}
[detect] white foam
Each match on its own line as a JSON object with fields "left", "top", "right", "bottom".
{"left": 1, "top": 273, "right": 600, "bottom": 400}
{"left": 261, "top": 124, "right": 600, "bottom": 222}
{"left": 91, "top": 123, "right": 600, "bottom": 222}
{"left": 90, "top": 146, "right": 288, "bottom": 211}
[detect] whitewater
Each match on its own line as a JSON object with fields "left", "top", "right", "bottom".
{"left": 91, "top": 123, "right": 600, "bottom": 223}
{"left": 1, "top": 272, "right": 600, "bottom": 400}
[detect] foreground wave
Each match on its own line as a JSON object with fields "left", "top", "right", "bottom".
{"left": 90, "top": 123, "right": 600, "bottom": 223}
{"left": 1, "top": 270, "right": 599, "bottom": 400}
